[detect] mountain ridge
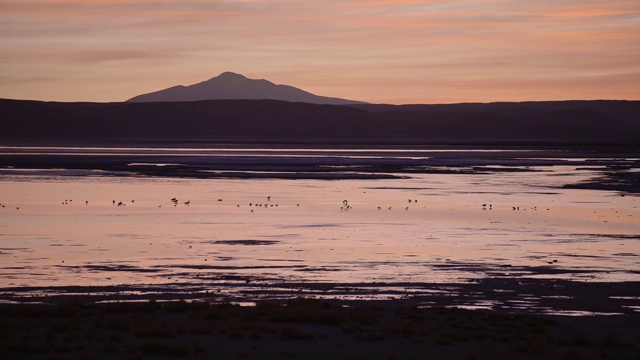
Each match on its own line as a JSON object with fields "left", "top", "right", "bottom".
{"left": 126, "top": 72, "right": 366, "bottom": 105}
{"left": 1, "top": 98, "right": 639, "bottom": 145}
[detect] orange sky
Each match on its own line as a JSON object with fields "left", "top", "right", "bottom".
{"left": 1, "top": 0, "right": 639, "bottom": 104}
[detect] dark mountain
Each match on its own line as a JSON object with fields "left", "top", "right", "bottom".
{"left": 351, "top": 101, "right": 640, "bottom": 129}
{"left": 126, "top": 72, "right": 366, "bottom": 105}
{"left": 1, "top": 98, "right": 638, "bottom": 146}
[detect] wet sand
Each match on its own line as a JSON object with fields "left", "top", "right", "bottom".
{"left": 3, "top": 277, "right": 640, "bottom": 315}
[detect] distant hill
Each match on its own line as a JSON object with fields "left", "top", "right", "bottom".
{"left": 352, "top": 101, "right": 640, "bottom": 128}
{"left": 1, "top": 98, "right": 639, "bottom": 146}
{"left": 126, "top": 72, "right": 366, "bottom": 105}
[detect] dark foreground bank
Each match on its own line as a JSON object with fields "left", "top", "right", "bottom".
{"left": 1, "top": 299, "right": 639, "bottom": 360}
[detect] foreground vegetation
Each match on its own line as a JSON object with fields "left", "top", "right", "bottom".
{"left": 1, "top": 298, "right": 638, "bottom": 359}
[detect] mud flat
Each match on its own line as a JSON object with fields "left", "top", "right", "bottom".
{"left": 2, "top": 260, "right": 640, "bottom": 313}
{"left": 1, "top": 145, "right": 639, "bottom": 188}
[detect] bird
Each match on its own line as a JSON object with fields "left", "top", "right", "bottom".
{"left": 184, "top": 200, "right": 190, "bottom": 205}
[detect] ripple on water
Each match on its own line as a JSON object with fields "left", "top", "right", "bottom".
{"left": 213, "top": 240, "right": 280, "bottom": 245}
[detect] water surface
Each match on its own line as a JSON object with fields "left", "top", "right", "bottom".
{"left": 0, "top": 147, "right": 638, "bottom": 312}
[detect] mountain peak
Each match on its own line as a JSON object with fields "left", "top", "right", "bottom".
{"left": 215, "top": 71, "right": 247, "bottom": 80}
{"left": 126, "top": 72, "right": 365, "bottom": 105}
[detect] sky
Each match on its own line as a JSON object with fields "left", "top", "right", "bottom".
{"left": 1, "top": 0, "right": 639, "bottom": 104}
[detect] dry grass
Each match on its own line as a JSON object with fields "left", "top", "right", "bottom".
{"left": 1, "top": 299, "right": 638, "bottom": 359}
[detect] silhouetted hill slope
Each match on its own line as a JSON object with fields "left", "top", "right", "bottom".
{"left": 127, "top": 72, "right": 365, "bottom": 105}
{"left": 351, "top": 101, "right": 640, "bottom": 128}
{"left": 1, "top": 99, "right": 638, "bottom": 145}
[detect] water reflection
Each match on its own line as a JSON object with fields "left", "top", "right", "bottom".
{"left": 0, "top": 148, "right": 638, "bottom": 313}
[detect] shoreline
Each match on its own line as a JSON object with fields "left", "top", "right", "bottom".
{"left": 3, "top": 278, "right": 639, "bottom": 317}
{"left": 1, "top": 144, "right": 639, "bottom": 192}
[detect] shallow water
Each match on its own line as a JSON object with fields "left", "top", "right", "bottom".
{"left": 0, "top": 147, "right": 639, "bottom": 311}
